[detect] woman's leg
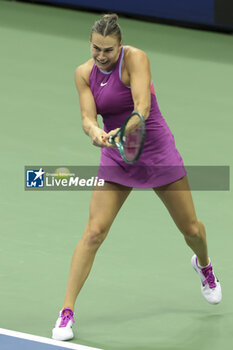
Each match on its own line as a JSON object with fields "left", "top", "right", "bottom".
{"left": 153, "top": 175, "right": 209, "bottom": 266}
{"left": 153, "top": 174, "right": 222, "bottom": 305}
{"left": 62, "top": 181, "right": 132, "bottom": 311}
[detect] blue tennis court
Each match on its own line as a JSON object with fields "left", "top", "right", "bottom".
{"left": 0, "top": 329, "right": 102, "bottom": 350}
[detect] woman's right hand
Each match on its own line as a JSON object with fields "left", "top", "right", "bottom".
{"left": 89, "top": 126, "right": 114, "bottom": 148}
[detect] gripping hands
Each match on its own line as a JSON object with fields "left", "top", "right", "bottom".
{"left": 90, "top": 126, "right": 120, "bottom": 148}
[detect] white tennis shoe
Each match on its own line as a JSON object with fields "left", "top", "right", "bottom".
{"left": 52, "top": 308, "right": 75, "bottom": 341}
{"left": 191, "top": 255, "right": 222, "bottom": 304}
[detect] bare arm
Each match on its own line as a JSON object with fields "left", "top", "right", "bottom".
{"left": 126, "top": 48, "right": 152, "bottom": 120}
{"left": 75, "top": 65, "right": 99, "bottom": 136}
{"left": 75, "top": 65, "right": 112, "bottom": 148}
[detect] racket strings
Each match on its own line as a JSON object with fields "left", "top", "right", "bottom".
{"left": 123, "top": 124, "right": 144, "bottom": 161}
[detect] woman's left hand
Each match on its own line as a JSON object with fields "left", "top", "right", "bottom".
{"left": 104, "top": 128, "right": 120, "bottom": 148}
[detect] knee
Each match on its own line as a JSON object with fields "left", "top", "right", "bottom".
{"left": 180, "top": 220, "right": 201, "bottom": 238}
{"left": 83, "top": 223, "right": 108, "bottom": 250}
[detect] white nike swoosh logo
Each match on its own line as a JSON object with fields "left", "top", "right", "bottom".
{"left": 100, "top": 82, "right": 108, "bottom": 86}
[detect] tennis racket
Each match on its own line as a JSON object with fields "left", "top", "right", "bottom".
{"left": 108, "top": 112, "right": 146, "bottom": 164}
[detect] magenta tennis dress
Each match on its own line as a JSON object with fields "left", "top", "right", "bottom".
{"left": 89, "top": 46, "right": 187, "bottom": 188}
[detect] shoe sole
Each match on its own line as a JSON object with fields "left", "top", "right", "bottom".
{"left": 52, "top": 328, "right": 74, "bottom": 341}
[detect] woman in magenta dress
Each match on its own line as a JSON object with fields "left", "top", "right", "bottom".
{"left": 52, "top": 14, "right": 222, "bottom": 341}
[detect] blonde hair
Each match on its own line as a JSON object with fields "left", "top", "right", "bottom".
{"left": 90, "top": 13, "right": 122, "bottom": 43}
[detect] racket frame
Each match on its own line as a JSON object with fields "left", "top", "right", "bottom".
{"left": 109, "top": 112, "right": 146, "bottom": 164}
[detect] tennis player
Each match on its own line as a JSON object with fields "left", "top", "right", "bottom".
{"left": 52, "top": 14, "right": 222, "bottom": 341}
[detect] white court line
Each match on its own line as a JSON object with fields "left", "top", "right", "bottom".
{"left": 0, "top": 328, "right": 102, "bottom": 350}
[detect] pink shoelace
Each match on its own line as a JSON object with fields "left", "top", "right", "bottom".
{"left": 201, "top": 265, "right": 216, "bottom": 289}
{"left": 59, "top": 308, "right": 75, "bottom": 328}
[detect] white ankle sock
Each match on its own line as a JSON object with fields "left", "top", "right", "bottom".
{"left": 198, "top": 258, "right": 210, "bottom": 269}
